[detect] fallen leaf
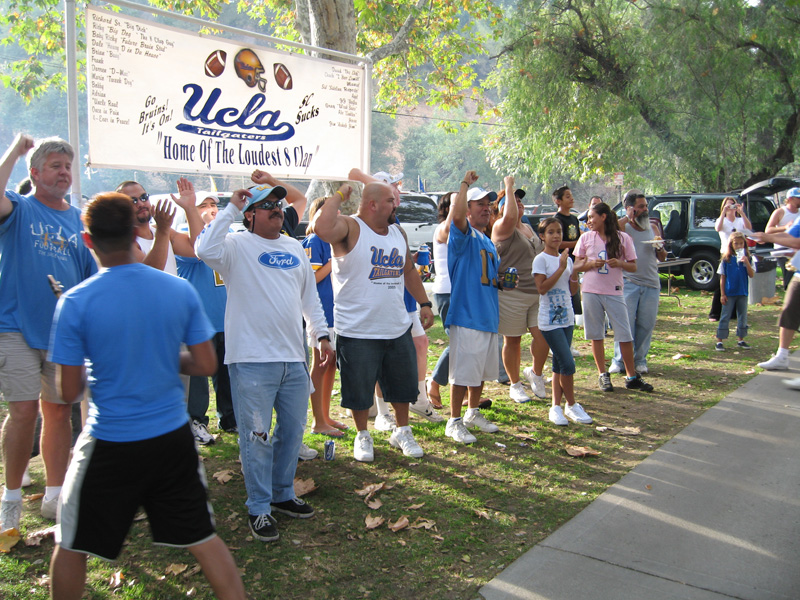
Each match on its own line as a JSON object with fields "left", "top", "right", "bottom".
{"left": 388, "top": 515, "right": 409, "bottom": 532}
{"left": 165, "top": 563, "right": 188, "bottom": 576}
{"left": 409, "top": 518, "right": 436, "bottom": 530}
{"left": 365, "top": 515, "right": 385, "bottom": 530}
{"left": 432, "top": 534, "right": 444, "bottom": 541}
{"left": 355, "top": 482, "right": 386, "bottom": 499}
{"left": 645, "top": 484, "right": 652, "bottom": 490}
{"left": 433, "top": 338, "right": 446, "bottom": 345}
{"left": 494, "top": 442, "right": 506, "bottom": 448}
{"left": 294, "top": 477, "right": 317, "bottom": 497}
{"left": 461, "top": 554, "right": 471, "bottom": 563}
{"left": 24, "top": 525, "right": 56, "bottom": 546}
{"left": 213, "top": 470, "right": 235, "bottom": 484}
{"left": 187, "top": 565, "right": 202, "bottom": 576}
{"left": 672, "top": 353, "right": 690, "bottom": 360}
{"left": 0, "top": 528, "right": 20, "bottom": 553}
{"left": 473, "top": 509, "right": 491, "bottom": 520}
{"left": 596, "top": 426, "right": 640, "bottom": 436}
{"left": 566, "top": 446, "right": 601, "bottom": 457}
{"left": 366, "top": 498, "right": 382, "bottom": 510}
{"left": 109, "top": 571, "right": 124, "bottom": 588}
{"left": 745, "top": 368, "right": 756, "bottom": 375}
{"left": 408, "top": 503, "right": 425, "bottom": 510}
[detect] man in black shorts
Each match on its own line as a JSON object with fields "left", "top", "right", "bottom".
{"left": 48, "top": 193, "right": 245, "bottom": 599}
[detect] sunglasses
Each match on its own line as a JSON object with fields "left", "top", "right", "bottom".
{"left": 254, "top": 200, "right": 283, "bottom": 211}
{"left": 129, "top": 193, "right": 150, "bottom": 205}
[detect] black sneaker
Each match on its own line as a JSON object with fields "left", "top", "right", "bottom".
{"left": 715, "top": 342, "right": 725, "bottom": 352}
{"left": 598, "top": 372, "right": 614, "bottom": 392}
{"left": 625, "top": 374, "right": 654, "bottom": 393}
{"left": 249, "top": 513, "right": 279, "bottom": 542}
{"left": 270, "top": 498, "right": 315, "bottom": 519}
{"left": 737, "top": 341, "right": 751, "bottom": 349}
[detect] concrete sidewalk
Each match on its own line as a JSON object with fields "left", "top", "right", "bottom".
{"left": 480, "top": 353, "right": 800, "bottom": 600}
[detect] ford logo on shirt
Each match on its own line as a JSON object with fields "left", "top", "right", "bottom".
{"left": 258, "top": 251, "right": 301, "bottom": 269}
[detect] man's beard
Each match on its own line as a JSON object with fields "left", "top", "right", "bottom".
{"left": 635, "top": 212, "right": 650, "bottom": 229}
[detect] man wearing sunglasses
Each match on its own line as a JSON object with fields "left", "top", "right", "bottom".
{"left": 0, "top": 134, "right": 97, "bottom": 532}
{"left": 115, "top": 178, "right": 205, "bottom": 275}
{"left": 196, "top": 184, "right": 332, "bottom": 544}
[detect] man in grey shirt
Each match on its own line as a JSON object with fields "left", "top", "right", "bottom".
{"left": 611, "top": 191, "right": 667, "bottom": 374}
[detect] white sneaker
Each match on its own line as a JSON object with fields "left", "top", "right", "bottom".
{"left": 41, "top": 495, "right": 59, "bottom": 520}
{"left": 571, "top": 346, "right": 581, "bottom": 358}
{"left": 191, "top": 419, "right": 215, "bottom": 446}
{"left": 608, "top": 362, "right": 622, "bottom": 374}
{"left": 21, "top": 466, "right": 32, "bottom": 487}
{"left": 1, "top": 498, "right": 22, "bottom": 532}
{"left": 353, "top": 431, "right": 374, "bottom": 462}
{"left": 389, "top": 426, "right": 424, "bottom": 458}
{"left": 409, "top": 399, "right": 445, "bottom": 422}
{"left": 523, "top": 367, "right": 547, "bottom": 398}
{"left": 549, "top": 405, "right": 568, "bottom": 426}
{"left": 564, "top": 402, "right": 593, "bottom": 424}
{"left": 298, "top": 443, "right": 318, "bottom": 461}
{"left": 783, "top": 377, "right": 800, "bottom": 391}
{"left": 758, "top": 353, "right": 789, "bottom": 371}
{"left": 464, "top": 409, "right": 499, "bottom": 433}
{"left": 509, "top": 382, "right": 531, "bottom": 403}
{"left": 374, "top": 412, "right": 396, "bottom": 431}
{"left": 445, "top": 418, "right": 477, "bottom": 444}
{"left": 634, "top": 363, "right": 649, "bottom": 374}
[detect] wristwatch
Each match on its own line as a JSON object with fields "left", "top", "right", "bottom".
{"left": 317, "top": 334, "right": 331, "bottom": 343}
{"left": 420, "top": 301, "right": 433, "bottom": 309}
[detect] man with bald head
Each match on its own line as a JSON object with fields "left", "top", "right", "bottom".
{"left": 314, "top": 181, "right": 435, "bottom": 462}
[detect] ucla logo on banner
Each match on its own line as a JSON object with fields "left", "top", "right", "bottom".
{"left": 179, "top": 84, "right": 295, "bottom": 141}
{"left": 258, "top": 251, "right": 301, "bottom": 270}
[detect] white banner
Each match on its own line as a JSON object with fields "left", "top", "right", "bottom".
{"left": 86, "top": 6, "right": 367, "bottom": 179}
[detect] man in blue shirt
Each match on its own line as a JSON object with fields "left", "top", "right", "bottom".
{"left": 445, "top": 170, "right": 503, "bottom": 443}
{"left": 0, "top": 134, "right": 97, "bottom": 532}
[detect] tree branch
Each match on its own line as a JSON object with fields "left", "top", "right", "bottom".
{"left": 366, "top": 0, "right": 428, "bottom": 63}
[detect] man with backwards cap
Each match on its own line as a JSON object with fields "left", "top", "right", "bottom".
{"left": 753, "top": 187, "right": 800, "bottom": 384}
{"left": 196, "top": 184, "right": 333, "bottom": 544}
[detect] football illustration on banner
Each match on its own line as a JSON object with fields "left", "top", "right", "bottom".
{"left": 234, "top": 48, "right": 267, "bottom": 91}
{"left": 273, "top": 63, "right": 293, "bottom": 90}
{"left": 204, "top": 49, "right": 226, "bottom": 77}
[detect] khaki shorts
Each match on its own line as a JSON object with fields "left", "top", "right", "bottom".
{"left": 449, "top": 326, "right": 499, "bottom": 387}
{"left": 499, "top": 288, "right": 540, "bottom": 336}
{"left": 0, "top": 332, "right": 60, "bottom": 403}
{"left": 779, "top": 276, "right": 800, "bottom": 331}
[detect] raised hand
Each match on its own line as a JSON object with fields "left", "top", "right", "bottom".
{"left": 170, "top": 177, "right": 196, "bottom": 210}
{"left": 152, "top": 199, "right": 176, "bottom": 232}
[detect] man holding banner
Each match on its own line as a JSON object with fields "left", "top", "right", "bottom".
{"left": 0, "top": 134, "right": 97, "bottom": 532}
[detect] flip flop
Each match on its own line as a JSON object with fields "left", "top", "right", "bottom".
{"left": 427, "top": 382, "right": 443, "bottom": 409}
{"left": 311, "top": 428, "right": 344, "bottom": 438}
{"left": 330, "top": 420, "right": 349, "bottom": 431}
{"left": 461, "top": 397, "right": 492, "bottom": 410}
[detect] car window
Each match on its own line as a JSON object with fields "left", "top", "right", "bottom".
{"left": 693, "top": 197, "right": 720, "bottom": 229}
{"left": 747, "top": 199, "right": 774, "bottom": 232}
{"left": 651, "top": 200, "right": 687, "bottom": 240}
{"left": 397, "top": 195, "right": 437, "bottom": 223}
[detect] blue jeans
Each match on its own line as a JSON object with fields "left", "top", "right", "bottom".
{"left": 228, "top": 362, "right": 310, "bottom": 516}
{"left": 717, "top": 295, "right": 748, "bottom": 340}
{"left": 541, "top": 327, "right": 575, "bottom": 376}
{"left": 431, "top": 293, "right": 451, "bottom": 386}
{"left": 612, "top": 282, "right": 660, "bottom": 370}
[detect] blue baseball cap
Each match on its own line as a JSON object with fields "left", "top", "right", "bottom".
{"left": 787, "top": 187, "right": 800, "bottom": 199}
{"left": 242, "top": 184, "right": 287, "bottom": 212}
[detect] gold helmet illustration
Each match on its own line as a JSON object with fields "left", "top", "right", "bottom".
{"left": 234, "top": 49, "right": 267, "bottom": 92}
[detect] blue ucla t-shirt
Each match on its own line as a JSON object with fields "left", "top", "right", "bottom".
{"left": 446, "top": 221, "right": 499, "bottom": 333}
{"left": 0, "top": 191, "right": 97, "bottom": 349}
{"left": 302, "top": 233, "right": 334, "bottom": 327}
{"left": 49, "top": 263, "right": 214, "bottom": 442}
{"left": 177, "top": 255, "right": 227, "bottom": 332}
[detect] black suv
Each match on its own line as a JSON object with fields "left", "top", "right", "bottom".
{"left": 632, "top": 178, "right": 798, "bottom": 290}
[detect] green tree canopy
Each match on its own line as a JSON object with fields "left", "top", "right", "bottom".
{"left": 489, "top": 0, "right": 800, "bottom": 191}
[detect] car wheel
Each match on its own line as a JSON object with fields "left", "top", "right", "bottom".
{"left": 683, "top": 251, "right": 719, "bottom": 290}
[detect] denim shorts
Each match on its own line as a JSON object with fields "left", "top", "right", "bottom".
{"left": 336, "top": 327, "right": 418, "bottom": 410}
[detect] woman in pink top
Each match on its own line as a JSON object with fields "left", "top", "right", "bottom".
{"left": 574, "top": 203, "right": 654, "bottom": 393}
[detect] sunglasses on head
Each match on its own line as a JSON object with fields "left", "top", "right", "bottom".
{"left": 129, "top": 193, "right": 149, "bottom": 205}
{"left": 255, "top": 200, "right": 283, "bottom": 211}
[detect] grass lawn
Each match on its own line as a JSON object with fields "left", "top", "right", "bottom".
{"left": 0, "top": 274, "right": 792, "bottom": 599}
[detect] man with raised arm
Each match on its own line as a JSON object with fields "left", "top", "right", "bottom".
{"left": 444, "top": 170, "right": 504, "bottom": 443}
{"left": 0, "top": 134, "right": 97, "bottom": 532}
{"left": 314, "top": 181, "right": 434, "bottom": 462}
{"left": 196, "top": 184, "right": 333, "bottom": 543}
